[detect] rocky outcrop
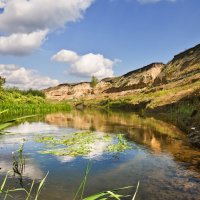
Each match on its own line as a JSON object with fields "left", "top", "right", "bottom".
{"left": 44, "top": 82, "right": 92, "bottom": 101}
{"left": 155, "top": 44, "right": 200, "bottom": 84}
{"left": 104, "top": 63, "right": 164, "bottom": 93}
{"left": 44, "top": 63, "right": 165, "bottom": 100}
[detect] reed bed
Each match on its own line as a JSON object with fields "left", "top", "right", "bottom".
{"left": 0, "top": 102, "right": 71, "bottom": 115}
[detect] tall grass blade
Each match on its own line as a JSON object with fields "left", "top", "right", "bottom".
{"left": 73, "top": 162, "right": 91, "bottom": 200}
{"left": 107, "top": 191, "right": 121, "bottom": 199}
{"left": 84, "top": 186, "right": 134, "bottom": 200}
{"left": 83, "top": 192, "right": 107, "bottom": 200}
{"left": 26, "top": 180, "right": 35, "bottom": 200}
{"left": 34, "top": 172, "right": 49, "bottom": 200}
{"left": 132, "top": 181, "right": 139, "bottom": 200}
{"left": 0, "top": 171, "right": 10, "bottom": 192}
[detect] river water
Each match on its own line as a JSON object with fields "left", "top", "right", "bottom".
{"left": 0, "top": 110, "right": 200, "bottom": 200}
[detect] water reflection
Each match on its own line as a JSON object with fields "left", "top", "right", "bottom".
{"left": 0, "top": 110, "right": 200, "bottom": 200}
{"left": 0, "top": 158, "right": 44, "bottom": 180}
{"left": 45, "top": 110, "right": 200, "bottom": 173}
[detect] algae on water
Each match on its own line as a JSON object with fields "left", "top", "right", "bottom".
{"left": 35, "top": 131, "right": 132, "bottom": 158}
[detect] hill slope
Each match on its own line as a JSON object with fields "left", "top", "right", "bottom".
{"left": 44, "top": 43, "right": 200, "bottom": 109}
{"left": 44, "top": 43, "right": 200, "bottom": 147}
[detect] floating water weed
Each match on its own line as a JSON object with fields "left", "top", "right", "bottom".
{"left": 36, "top": 131, "right": 132, "bottom": 158}
{"left": 107, "top": 134, "right": 131, "bottom": 153}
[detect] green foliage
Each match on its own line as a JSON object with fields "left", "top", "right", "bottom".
{"left": 0, "top": 76, "right": 5, "bottom": 89}
{"left": 90, "top": 76, "right": 99, "bottom": 88}
{"left": 0, "top": 88, "right": 45, "bottom": 104}
{"left": 0, "top": 88, "right": 71, "bottom": 114}
{"left": 6, "top": 87, "right": 45, "bottom": 98}
{"left": 0, "top": 111, "right": 38, "bottom": 132}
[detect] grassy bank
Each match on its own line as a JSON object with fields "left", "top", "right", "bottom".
{"left": 0, "top": 88, "right": 72, "bottom": 115}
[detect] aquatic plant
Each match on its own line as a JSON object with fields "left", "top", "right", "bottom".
{"left": 0, "top": 171, "right": 48, "bottom": 200}
{"left": 0, "top": 143, "right": 48, "bottom": 200}
{"left": 107, "top": 134, "right": 131, "bottom": 153}
{"left": 74, "top": 162, "right": 91, "bottom": 200}
{"left": 36, "top": 131, "right": 132, "bottom": 158}
{"left": 74, "top": 163, "right": 140, "bottom": 200}
{"left": 83, "top": 184, "right": 139, "bottom": 200}
{"left": 12, "top": 142, "right": 26, "bottom": 187}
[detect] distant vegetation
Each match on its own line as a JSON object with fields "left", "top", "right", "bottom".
{"left": 0, "top": 76, "right": 5, "bottom": 88}
{"left": 6, "top": 87, "right": 46, "bottom": 98}
{"left": 90, "top": 76, "right": 99, "bottom": 88}
{"left": 0, "top": 77, "right": 71, "bottom": 114}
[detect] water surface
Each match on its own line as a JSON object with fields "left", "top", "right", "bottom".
{"left": 0, "top": 110, "right": 200, "bottom": 200}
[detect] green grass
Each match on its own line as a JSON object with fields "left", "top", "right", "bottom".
{"left": 0, "top": 102, "right": 71, "bottom": 115}
{"left": 0, "top": 110, "right": 39, "bottom": 132}
{"left": 0, "top": 88, "right": 72, "bottom": 115}
{"left": 75, "top": 162, "right": 139, "bottom": 200}
{"left": 0, "top": 171, "right": 49, "bottom": 200}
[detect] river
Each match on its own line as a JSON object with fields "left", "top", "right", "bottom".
{"left": 0, "top": 110, "right": 200, "bottom": 200}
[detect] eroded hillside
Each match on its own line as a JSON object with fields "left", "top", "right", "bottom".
{"left": 44, "top": 43, "right": 200, "bottom": 110}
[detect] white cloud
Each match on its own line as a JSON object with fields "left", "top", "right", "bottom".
{"left": 0, "top": 0, "right": 94, "bottom": 55}
{"left": 0, "top": 30, "right": 48, "bottom": 56}
{"left": 0, "top": 64, "right": 59, "bottom": 90}
{"left": 0, "top": 0, "right": 94, "bottom": 34}
{"left": 52, "top": 50, "right": 79, "bottom": 63}
{"left": 52, "top": 50, "right": 116, "bottom": 79}
{"left": 137, "top": 0, "right": 176, "bottom": 3}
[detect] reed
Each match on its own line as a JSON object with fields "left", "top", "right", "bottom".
{"left": 0, "top": 102, "right": 71, "bottom": 115}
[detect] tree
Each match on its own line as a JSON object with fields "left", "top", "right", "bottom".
{"left": 90, "top": 76, "right": 98, "bottom": 88}
{"left": 0, "top": 76, "right": 5, "bottom": 89}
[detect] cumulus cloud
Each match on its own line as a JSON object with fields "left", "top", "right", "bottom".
{"left": 0, "top": 30, "right": 48, "bottom": 55}
{"left": 52, "top": 50, "right": 116, "bottom": 79}
{"left": 0, "top": 0, "right": 94, "bottom": 55}
{"left": 137, "top": 0, "right": 176, "bottom": 3}
{"left": 0, "top": 64, "right": 59, "bottom": 89}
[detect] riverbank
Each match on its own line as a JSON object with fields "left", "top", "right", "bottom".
{"left": 71, "top": 95, "right": 200, "bottom": 149}
{"left": 0, "top": 88, "right": 72, "bottom": 115}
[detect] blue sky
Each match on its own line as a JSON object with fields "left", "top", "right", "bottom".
{"left": 0, "top": 0, "right": 199, "bottom": 89}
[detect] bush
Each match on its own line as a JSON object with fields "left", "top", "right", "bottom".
{"left": 0, "top": 76, "right": 6, "bottom": 89}
{"left": 90, "top": 76, "right": 98, "bottom": 88}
